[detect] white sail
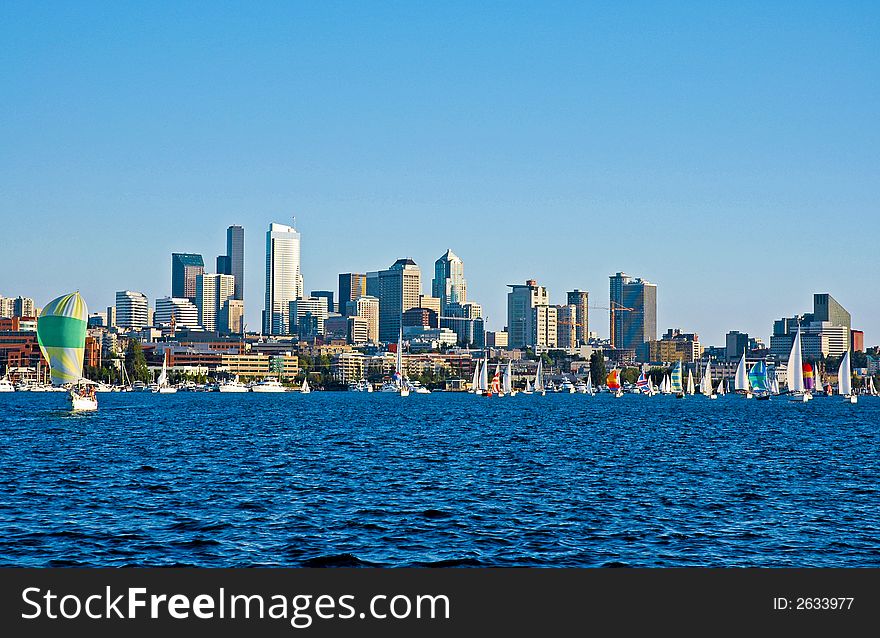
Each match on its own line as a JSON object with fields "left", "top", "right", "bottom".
{"left": 648, "top": 376, "right": 655, "bottom": 395}
{"left": 838, "top": 350, "right": 852, "bottom": 396}
{"left": 717, "top": 379, "right": 725, "bottom": 395}
{"left": 502, "top": 361, "right": 513, "bottom": 394}
{"left": 525, "top": 379, "right": 533, "bottom": 392}
{"left": 686, "top": 369, "right": 695, "bottom": 395}
{"left": 479, "top": 352, "right": 489, "bottom": 391}
{"left": 396, "top": 329, "right": 404, "bottom": 387}
{"left": 534, "top": 359, "right": 544, "bottom": 392}
{"left": 734, "top": 352, "right": 749, "bottom": 392}
{"left": 701, "top": 361, "right": 713, "bottom": 396}
{"left": 585, "top": 374, "right": 593, "bottom": 394}
{"left": 870, "top": 377, "right": 877, "bottom": 396}
{"left": 787, "top": 329, "right": 805, "bottom": 393}
{"left": 301, "top": 378, "right": 310, "bottom": 394}
{"left": 471, "top": 359, "right": 481, "bottom": 392}
{"left": 157, "top": 351, "right": 168, "bottom": 387}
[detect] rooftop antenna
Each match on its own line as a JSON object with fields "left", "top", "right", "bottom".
{"left": 292, "top": 215, "right": 297, "bottom": 230}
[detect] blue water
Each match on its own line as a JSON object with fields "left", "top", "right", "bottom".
{"left": 0, "top": 392, "right": 877, "bottom": 567}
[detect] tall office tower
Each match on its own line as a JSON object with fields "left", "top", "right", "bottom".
{"left": 345, "top": 295, "right": 380, "bottom": 343}
{"left": 226, "top": 225, "right": 244, "bottom": 301}
{"left": 263, "top": 222, "right": 303, "bottom": 335}
{"left": 216, "top": 255, "right": 231, "bottom": 276}
{"left": 154, "top": 297, "right": 199, "bottom": 329}
{"left": 534, "top": 304, "right": 558, "bottom": 348}
{"left": 171, "top": 253, "right": 205, "bottom": 302}
{"left": 556, "top": 304, "right": 577, "bottom": 349}
{"left": 725, "top": 331, "right": 750, "bottom": 360}
{"left": 289, "top": 297, "right": 329, "bottom": 338}
{"left": 609, "top": 272, "right": 657, "bottom": 351}
{"left": 506, "top": 280, "right": 549, "bottom": 348}
{"left": 13, "top": 296, "right": 35, "bottom": 317}
{"left": 196, "top": 273, "right": 234, "bottom": 333}
{"left": 115, "top": 291, "right": 149, "bottom": 330}
{"left": 813, "top": 293, "right": 851, "bottom": 334}
{"left": 432, "top": 249, "right": 467, "bottom": 313}
{"left": 311, "top": 290, "right": 335, "bottom": 315}
{"left": 338, "top": 273, "right": 367, "bottom": 315}
{"left": 106, "top": 306, "right": 116, "bottom": 329}
{"left": 377, "top": 258, "right": 422, "bottom": 342}
{"left": 0, "top": 296, "right": 14, "bottom": 318}
{"left": 566, "top": 290, "right": 589, "bottom": 344}
{"left": 219, "top": 299, "right": 245, "bottom": 335}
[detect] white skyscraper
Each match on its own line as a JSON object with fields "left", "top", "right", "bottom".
{"left": 196, "top": 274, "right": 235, "bottom": 332}
{"left": 155, "top": 297, "right": 199, "bottom": 329}
{"left": 263, "top": 222, "right": 303, "bottom": 335}
{"left": 432, "top": 249, "right": 467, "bottom": 312}
{"left": 115, "top": 291, "right": 149, "bottom": 330}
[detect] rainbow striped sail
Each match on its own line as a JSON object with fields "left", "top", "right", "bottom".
{"left": 606, "top": 369, "right": 621, "bottom": 390}
{"left": 36, "top": 292, "right": 88, "bottom": 386}
{"left": 803, "top": 363, "right": 815, "bottom": 391}
{"left": 670, "top": 361, "right": 684, "bottom": 394}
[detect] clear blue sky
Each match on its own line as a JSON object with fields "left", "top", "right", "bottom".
{"left": 1, "top": 2, "right": 878, "bottom": 345}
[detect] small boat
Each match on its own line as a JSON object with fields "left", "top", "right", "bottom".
{"left": 701, "top": 361, "right": 717, "bottom": 399}
{"left": 786, "top": 327, "right": 812, "bottom": 402}
{"left": 154, "top": 351, "right": 177, "bottom": 393}
{"left": 686, "top": 368, "right": 695, "bottom": 396}
{"left": 559, "top": 377, "right": 576, "bottom": 394}
{"left": 393, "top": 328, "right": 410, "bottom": 396}
{"left": 36, "top": 291, "right": 98, "bottom": 411}
{"left": 0, "top": 375, "right": 14, "bottom": 392}
{"left": 300, "top": 378, "right": 311, "bottom": 394}
{"left": 470, "top": 358, "right": 482, "bottom": 395}
{"left": 607, "top": 368, "right": 623, "bottom": 398}
{"left": 838, "top": 350, "right": 857, "bottom": 404}
{"left": 349, "top": 379, "right": 373, "bottom": 392}
{"left": 218, "top": 375, "right": 249, "bottom": 392}
{"left": 670, "top": 361, "right": 685, "bottom": 398}
{"left": 251, "top": 377, "right": 286, "bottom": 393}
{"left": 522, "top": 379, "right": 534, "bottom": 395}
{"left": 635, "top": 370, "right": 650, "bottom": 395}
{"left": 575, "top": 380, "right": 588, "bottom": 394}
{"left": 408, "top": 380, "right": 431, "bottom": 394}
{"left": 502, "top": 361, "right": 516, "bottom": 396}
{"left": 490, "top": 363, "right": 503, "bottom": 397}
{"left": 533, "top": 359, "right": 546, "bottom": 396}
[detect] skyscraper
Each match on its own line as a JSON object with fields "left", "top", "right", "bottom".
{"left": 263, "top": 222, "right": 303, "bottom": 335}
{"left": 311, "top": 291, "right": 335, "bottom": 316}
{"left": 289, "top": 297, "right": 329, "bottom": 338}
{"left": 155, "top": 297, "right": 199, "bottom": 329}
{"left": 432, "top": 249, "right": 467, "bottom": 312}
{"left": 507, "top": 280, "right": 549, "bottom": 349}
{"left": 566, "top": 289, "right": 589, "bottom": 344}
{"left": 813, "top": 293, "right": 851, "bottom": 334}
{"left": 377, "top": 258, "right": 422, "bottom": 342}
{"left": 115, "top": 291, "right": 149, "bottom": 330}
{"left": 609, "top": 272, "right": 657, "bottom": 352}
{"left": 196, "top": 273, "right": 234, "bottom": 332}
{"left": 226, "top": 225, "right": 245, "bottom": 302}
{"left": 12, "top": 296, "right": 35, "bottom": 318}
{"left": 171, "top": 253, "right": 205, "bottom": 302}
{"left": 338, "top": 273, "right": 367, "bottom": 315}
{"left": 346, "top": 295, "right": 379, "bottom": 343}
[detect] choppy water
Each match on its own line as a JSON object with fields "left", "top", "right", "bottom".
{"left": 0, "top": 391, "right": 877, "bottom": 567}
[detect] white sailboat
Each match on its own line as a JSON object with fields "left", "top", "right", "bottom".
{"left": 533, "top": 359, "right": 546, "bottom": 396}
{"left": 717, "top": 378, "right": 726, "bottom": 396}
{"left": 585, "top": 374, "right": 595, "bottom": 396}
{"left": 154, "top": 351, "right": 177, "bottom": 393}
{"left": 523, "top": 379, "right": 534, "bottom": 395}
{"left": 397, "top": 329, "right": 409, "bottom": 397}
{"left": 734, "top": 351, "right": 752, "bottom": 398}
{"left": 686, "top": 369, "right": 695, "bottom": 396}
{"left": 838, "top": 350, "right": 856, "bottom": 404}
{"left": 868, "top": 376, "right": 878, "bottom": 397}
{"left": 300, "top": 377, "right": 311, "bottom": 394}
{"left": 471, "top": 359, "right": 482, "bottom": 394}
{"left": 701, "top": 361, "right": 716, "bottom": 399}
{"left": 502, "top": 361, "right": 516, "bottom": 396}
{"left": 787, "top": 328, "right": 811, "bottom": 402}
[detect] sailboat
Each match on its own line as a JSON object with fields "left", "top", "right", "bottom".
{"left": 670, "top": 361, "right": 685, "bottom": 398}
{"left": 767, "top": 366, "right": 780, "bottom": 396}
{"left": 647, "top": 375, "right": 657, "bottom": 396}
{"left": 868, "top": 376, "right": 878, "bottom": 397}
{"left": 479, "top": 351, "right": 490, "bottom": 396}
{"left": 471, "top": 359, "right": 482, "bottom": 394}
{"left": 502, "top": 361, "right": 515, "bottom": 396}
{"left": 787, "top": 327, "right": 811, "bottom": 402}
{"left": 300, "top": 377, "right": 311, "bottom": 394}
{"left": 838, "top": 350, "right": 856, "bottom": 404}
{"left": 701, "top": 361, "right": 716, "bottom": 399}
{"left": 716, "top": 378, "right": 726, "bottom": 397}
{"left": 37, "top": 291, "right": 97, "bottom": 411}
{"left": 397, "top": 329, "right": 409, "bottom": 397}
{"left": 635, "top": 370, "right": 650, "bottom": 395}
{"left": 749, "top": 360, "right": 770, "bottom": 400}
{"left": 585, "top": 373, "right": 595, "bottom": 396}
{"left": 154, "top": 350, "right": 178, "bottom": 393}
{"left": 734, "top": 351, "right": 752, "bottom": 398}
{"left": 607, "top": 368, "right": 623, "bottom": 398}
{"left": 523, "top": 379, "right": 534, "bottom": 395}
{"left": 490, "top": 363, "right": 503, "bottom": 397}
{"left": 686, "top": 368, "right": 695, "bottom": 396}
{"left": 533, "top": 359, "right": 546, "bottom": 396}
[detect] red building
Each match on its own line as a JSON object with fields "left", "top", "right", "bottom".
{"left": 851, "top": 329, "right": 864, "bottom": 353}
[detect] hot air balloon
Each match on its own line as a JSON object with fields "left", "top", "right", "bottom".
{"left": 36, "top": 291, "right": 97, "bottom": 410}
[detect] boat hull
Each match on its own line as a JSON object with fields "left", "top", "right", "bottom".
{"left": 70, "top": 392, "right": 98, "bottom": 411}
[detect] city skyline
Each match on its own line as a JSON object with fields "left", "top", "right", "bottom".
{"left": 1, "top": 4, "right": 878, "bottom": 344}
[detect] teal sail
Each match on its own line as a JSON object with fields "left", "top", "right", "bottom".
{"left": 748, "top": 360, "right": 768, "bottom": 392}
{"left": 36, "top": 292, "right": 88, "bottom": 386}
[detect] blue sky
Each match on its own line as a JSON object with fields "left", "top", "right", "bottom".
{"left": 1, "top": 2, "right": 878, "bottom": 344}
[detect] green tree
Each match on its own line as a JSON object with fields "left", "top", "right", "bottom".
{"left": 125, "top": 341, "right": 150, "bottom": 382}
{"left": 589, "top": 351, "right": 606, "bottom": 386}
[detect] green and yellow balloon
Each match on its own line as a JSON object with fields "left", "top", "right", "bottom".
{"left": 36, "top": 291, "right": 89, "bottom": 386}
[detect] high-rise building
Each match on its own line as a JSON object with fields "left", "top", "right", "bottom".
{"left": 555, "top": 304, "right": 577, "bottom": 349}
{"left": 770, "top": 294, "right": 852, "bottom": 360}
{"left": 441, "top": 302, "right": 484, "bottom": 348}
{"left": 347, "top": 316, "right": 370, "bottom": 345}
{"left": 609, "top": 272, "right": 657, "bottom": 351}
{"left": 155, "top": 297, "right": 199, "bottom": 329}
{"left": 13, "top": 296, "right": 35, "bottom": 318}
{"left": 432, "top": 249, "right": 467, "bottom": 312}
{"left": 566, "top": 290, "right": 589, "bottom": 344}
{"left": 377, "top": 258, "right": 422, "bottom": 342}
{"left": 345, "top": 295, "right": 379, "bottom": 343}
{"left": 263, "top": 222, "right": 303, "bottom": 335}
{"left": 725, "top": 331, "right": 750, "bottom": 360}
{"left": 216, "top": 255, "right": 231, "bottom": 276}
{"left": 115, "top": 291, "right": 149, "bottom": 330}
{"left": 289, "top": 297, "right": 329, "bottom": 338}
{"left": 311, "top": 291, "right": 335, "bottom": 316}
{"left": 534, "top": 305, "right": 558, "bottom": 348}
{"left": 0, "top": 296, "right": 14, "bottom": 318}
{"left": 507, "top": 280, "right": 549, "bottom": 348}
{"left": 171, "top": 253, "right": 205, "bottom": 302}
{"left": 851, "top": 329, "right": 864, "bottom": 353}
{"left": 338, "top": 273, "right": 367, "bottom": 315}
{"left": 196, "top": 273, "right": 234, "bottom": 333}
{"left": 226, "top": 225, "right": 244, "bottom": 302}
{"left": 365, "top": 271, "right": 380, "bottom": 298}
{"left": 106, "top": 306, "right": 116, "bottom": 329}
{"left": 219, "top": 299, "right": 245, "bottom": 335}
{"left": 813, "top": 293, "right": 851, "bottom": 333}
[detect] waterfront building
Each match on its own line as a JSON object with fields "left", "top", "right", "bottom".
{"left": 609, "top": 272, "right": 657, "bottom": 352}
{"left": 345, "top": 295, "right": 379, "bottom": 343}
{"left": 725, "top": 331, "right": 749, "bottom": 360}
{"left": 642, "top": 329, "right": 702, "bottom": 363}
{"left": 507, "top": 280, "right": 549, "bottom": 349}
{"left": 338, "top": 273, "right": 367, "bottom": 315}
{"left": 377, "top": 258, "right": 422, "bottom": 343}
{"left": 171, "top": 253, "right": 205, "bottom": 302}
{"left": 8, "top": 296, "right": 36, "bottom": 318}
{"left": 432, "top": 249, "right": 467, "bottom": 313}
{"left": 566, "top": 290, "right": 589, "bottom": 344}
{"left": 263, "top": 222, "right": 303, "bottom": 335}
{"left": 813, "top": 293, "right": 851, "bottom": 333}
{"left": 770, "top": 293, "right": 852, "bottom": 360}
{"left": 323, "top": 315, "right": 349, "bottom": 341}
{"left": 556, "top": 304, "right": 578, "bottom": 350}
{"left": 196, "top": 273, "right": 234, "bottom": 333}
{"left": 115, "top": 291, "right": 149, "bottom": 330}
{"left": 155, "top": 297, "right": 199, "bottom": 329}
